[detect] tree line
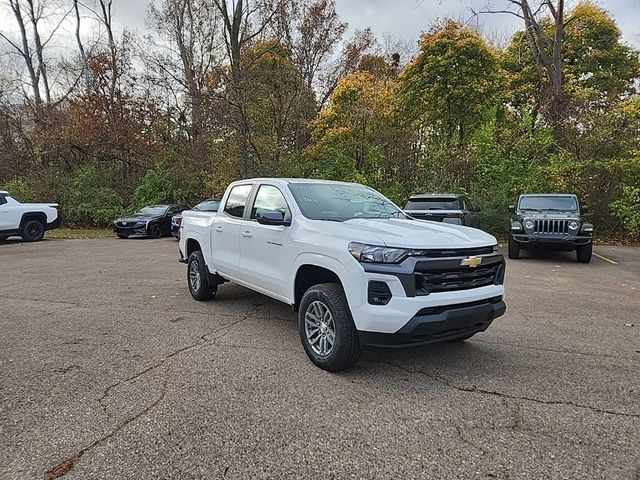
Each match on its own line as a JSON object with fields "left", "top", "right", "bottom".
{"left": 1, "top": 0, "right": 639, "bottom": 236}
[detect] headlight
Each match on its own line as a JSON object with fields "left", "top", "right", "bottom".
{"left": 568, "top": 221, "right": 579, "bottom": 231}
{"left": 348, "top": 242, "right": 409, "bottom": 264}
{"left": 524, "top": 220, "right": 534, "bottom": 230}
{"left": 510, "top": 222, "right": 522, "bottom": 231}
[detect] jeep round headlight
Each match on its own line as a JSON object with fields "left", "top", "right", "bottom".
{"left": 524, "top": 220, "right": 534, "bottom": 230}
{"left": 568, "top": 221, "right": 579, "bottom": 231}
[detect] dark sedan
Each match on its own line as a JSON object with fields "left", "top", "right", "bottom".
{"left": 171, "top": 198, "right": 221, "bottom": 239}
{"left": 114, "top": 205, "right": 187, "bottom": 239}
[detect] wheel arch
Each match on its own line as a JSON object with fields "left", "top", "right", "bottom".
{"left": 292, "top": 258, "right": 348, "bottom": 311}
{"left": 20, "top": 212, "right": 47, "bottom": 228}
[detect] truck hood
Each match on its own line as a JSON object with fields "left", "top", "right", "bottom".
{"left": 311, "top": 218, "right": 496, "bottom": 249}
{"left": 517, "top": 212, "right": 580, "bottom": 221}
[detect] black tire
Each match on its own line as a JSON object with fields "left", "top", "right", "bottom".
{"left": 576, "top": 243, "right": 592, "bottom": 263}
{"left": 508, "top": 236, "right": 520, "bottom": 259}
{"left": 0, "top": 235, "right": 9, "bottom": 241}
{"left": 187, "top": 250, "right": 217, "bottom": 301}
{"left": 21, "top": 219, "right": 46, "bottom": 242}
{"left": 298, "top": 283, "right": 361, "bottom": 372}
{"left": 117, "top": 234, "right": 129, "bottom": 239}
{"left": 149, "top": 223, "right": 162, "bottom": 239}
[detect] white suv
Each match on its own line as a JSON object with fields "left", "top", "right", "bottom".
{"left": 180, "top": 179, "right": 506, "bottom": 371}
{"left": 0, "top": 191, "right": 61, "bottom": 242}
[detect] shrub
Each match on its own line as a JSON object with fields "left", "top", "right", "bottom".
{"left": 610, "top": 186, "right": 640, "bottom": 236}
{"left": 64, "top": 165, "right": 125, "bottom": 227}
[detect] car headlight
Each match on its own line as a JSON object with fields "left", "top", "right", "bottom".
{"left": 524, "top": 220, "right": 534, "bottom": 230}
{"left": 510, "top": 222, "right": 522, "bottom": 231}
{"left": 568, "top": 221, "right": 579, "bottom": 231}
{"left": 348, "top": 242, "right": 409, "bottom": 264}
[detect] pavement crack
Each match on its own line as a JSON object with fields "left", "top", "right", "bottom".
{"left": 46, "top": 374, "right": 169, "bottom": 479}
{"left": 454, "top": 425, "right": 490, "bottom": 456}
{"left": 378, "top": 360, "right": 640, "bottom": 419}
{"left": 99, "top": 311, "right": 254, "bottom": 415}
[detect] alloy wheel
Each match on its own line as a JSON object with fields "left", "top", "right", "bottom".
{"left": 304, "top": 300, "right": 336, "bottom": 356}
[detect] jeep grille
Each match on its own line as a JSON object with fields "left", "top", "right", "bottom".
{"left": 534, "top": 219, "right": 569, "bottom": 235}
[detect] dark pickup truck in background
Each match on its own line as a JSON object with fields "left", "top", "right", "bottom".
{"left": 403, "top": 194, "right": 481, "bottom": 228}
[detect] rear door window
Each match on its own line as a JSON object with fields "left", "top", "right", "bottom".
{"left": 224, "top": 185, "right": 252, "bottom": 218}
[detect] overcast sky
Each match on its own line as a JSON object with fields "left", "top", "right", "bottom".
{"left": 1, "top": 0, "right": 639, "bottom": 55}
{"left": 105, "top": 0, "right": 640, "bottom": 48}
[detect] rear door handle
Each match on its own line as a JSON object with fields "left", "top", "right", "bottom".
{"left": 215, "top": 226, "right": 223, "bottom": 232}
{"left": 241, "top": 230, "right": 252, "bottom": 238}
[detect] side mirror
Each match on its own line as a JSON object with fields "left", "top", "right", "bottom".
{"left": 581, "top": 205, "right": 589, "bottom": 214}
{"left": 508, "top": 205, "right": 515, "bottom": 214}
{"left": 257, "top": 211, "right": 288, "bottom": 226}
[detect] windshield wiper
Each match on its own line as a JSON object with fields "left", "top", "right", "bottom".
{"left": 542, "top": 208, "right": 574, "bottom": 212}
{"left": 520, "top": 208, "right": 541, "bottom": 212}
{"left": 316, "top": 218, "right": 344, "bottom": 222}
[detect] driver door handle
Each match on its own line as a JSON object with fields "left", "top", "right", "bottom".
{"left": 215, "top": 226, "right": 223, "bottom": 233}
{"left": 241, "top": 230, "right": 252, "bottom": 238}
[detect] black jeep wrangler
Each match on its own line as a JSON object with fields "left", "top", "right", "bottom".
{"left": 508, "top": 194, "right": 593, "bottom": 263}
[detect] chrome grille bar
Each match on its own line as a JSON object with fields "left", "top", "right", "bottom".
{"left": 533, "top": 219, "right": 568, "bottom": 234}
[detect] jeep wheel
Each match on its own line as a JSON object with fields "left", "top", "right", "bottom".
{"left": 149, "top": 223, "right": 162, "bottom": 239}
{"left": 21, "top": 220, "right": 46, "bottom": 242}
{"left": 187, "top": 250, "right": 217, "bottom": 301}
{"left": 117, "top": 234, "right": 129, "bottom": 239}
{"left": 0, "top": 235, "right": 9, "bottom": 241}
{"left": 508, "top": 236, "right": 520, "bottom": 259}
{"left": 298, "top": 283, "right": 361, "bottom": 372}
{"left": 576, "top": 243, "right": 592, "bottom": 263}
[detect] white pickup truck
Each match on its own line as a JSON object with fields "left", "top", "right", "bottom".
{"left": 0, "top": 191, "right": 61, "bottom": 242}
{"left": 179, "top": 179, "right": 506, "bottom": 371}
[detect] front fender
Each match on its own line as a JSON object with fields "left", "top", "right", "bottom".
{"left": 291, "top": 252, "right": 364, "bottom": 310}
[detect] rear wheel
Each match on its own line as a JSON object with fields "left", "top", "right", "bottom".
{"left": 149, "top": 223, "right": 162, "bottom": 239}
{"left": 21, "top": 220, "right": 45, "bottom": 242}
{"left": 576, "top": 243, "right": 592, "bottom": 263}
{"left": 508, "top": 236, "right": 520, "bottom": 259}
{"left": 298, "top": 283, "right": 361, "bottom": 372}
{"left": 187, "top": 250, "right": 217, "bottom": 301}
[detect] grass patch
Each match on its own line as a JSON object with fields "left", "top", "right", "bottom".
{"left": 47, "top": 228, "right": 113, "bottom": 239}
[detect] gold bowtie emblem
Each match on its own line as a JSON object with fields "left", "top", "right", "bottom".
{"left": 460, "top": 256, "right": 482, "bottom": 268}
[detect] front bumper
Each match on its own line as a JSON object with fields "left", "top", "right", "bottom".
{"left": 359, "top": 296, "right": 505, "bottom": 348}
{"left": 113, "top": 225, "right": 148, "bottom": 236}
{"left": 512, "top": 234, "right": 591, "bottom": 247}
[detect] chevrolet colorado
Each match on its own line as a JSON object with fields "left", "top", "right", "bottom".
{"left": 0, "top": 191, "right": 61, "bottom": 242}
{"left": 179, "top": 179, "right": 506, "bottom": 371}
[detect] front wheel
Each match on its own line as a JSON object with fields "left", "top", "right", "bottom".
{"left": 149, "top": 223, "right": 162, "bottom": 239}
{"left": 21, "top": 220, "right": 46, "bottom": 242}
{"left": 576, "top": 243, "right": 592, "bottom": 263}
{"left": 298, "top": 283, "right": 361, "bottom": 372}
{"left": 0, "top": 235, "right": 9, "bottom": 241}
{"left": 187, "top": 250, "right": 217, "bottom": 301}
{"left": 117, "top": 234, "right": 129, "bottom": 239}
{"left": 508, "top": 236, "right": 520, "bottom": 259}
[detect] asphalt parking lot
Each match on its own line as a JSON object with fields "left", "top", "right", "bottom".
{"left": 1, "top": 237, "right": 639, "bottom": 480}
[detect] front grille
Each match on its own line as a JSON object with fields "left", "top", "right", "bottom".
{"left": 534, "top": 219, "right": 568, "bottom": 235}
{"left": 415, "top": 263, "right": 501, "bottom": 294}
{"left": 412, "top": 246, "right": 494, "bottom": 258}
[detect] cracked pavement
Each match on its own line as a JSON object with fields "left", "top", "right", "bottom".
{"left": 0, "top": 238, "right": 639, "bottom": 479}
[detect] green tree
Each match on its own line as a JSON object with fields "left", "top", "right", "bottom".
{"left": 400, "top": 21, "right": 502, "bottom": 147}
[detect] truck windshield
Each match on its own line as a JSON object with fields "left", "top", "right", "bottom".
{"left": 288, "top": 183, "right": 405, "bottom": 221}
{"left": 519, "top": 196, "right": 577, "bottom": 212}
{"left": 405, "top": 197, "right": 460, "bottom": 210}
